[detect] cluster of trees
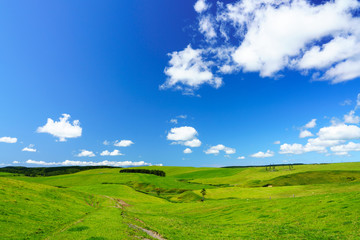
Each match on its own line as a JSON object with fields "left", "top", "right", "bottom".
{"left": 0, "top": 166, "right": 118, "bottom": 177}
{"left": 119, "top": 169, "right": 166, "bottom": 177}
{"left": 265, "top": 164, "right": 294, "bottom": 171}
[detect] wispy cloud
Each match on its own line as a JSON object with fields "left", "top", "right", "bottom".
{"left": 22, "top": 144, "right": 37, "bottom": 152}
{"left": 0, "top": 136, "right": 17, "bottom": 143}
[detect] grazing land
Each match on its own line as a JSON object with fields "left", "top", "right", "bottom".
{"left": 1, "top": 162, "right": 360, "bottom": 239}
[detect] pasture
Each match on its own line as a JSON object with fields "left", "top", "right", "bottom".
{"left": 1, "top": 162, "right": 360, "bottom": 239}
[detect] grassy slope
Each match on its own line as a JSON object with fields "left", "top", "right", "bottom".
{"left": 0, "top": 177, "right": 95, "bottom": 239}
{"left": 2, "top": 162, "right": 360, "bottom": 239}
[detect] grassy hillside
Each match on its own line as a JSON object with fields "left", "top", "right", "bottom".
{"left": 1, "top": 162, "right": 360, "bottom": 239}
{"left": 0, "top": 177, "right": 94, "bottom": 239}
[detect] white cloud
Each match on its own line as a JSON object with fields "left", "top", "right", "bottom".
{"left": 298, "top": 36, "right": 360, "bottom": 70}
{"left": 205, "top": 144, "right": 236, "bottom": 155}
{"left": 103, "top": 140, "right": 110, "bottom": 145}
{"left": 76, "top": 150, "right": 96, "bottom": 157}
{"left": 318, "top": 124, "right": 360, "bottom": 140}
{"left": 334, "top": 151, "right": 350, "bottom": 156}
{"left": 170, "top": 115, "right": 187, "bottom": 124}
{"left": 184, "top": 148, "right": 192, "bottom": 154}
{"left": 237, "top": 156, "right": 245, "bottom": 159}
{"left": 194, "top": 0, "right": 209, "bottom": 13}
{"left": 164, "top": 0, "right": 360, "bottom": 91}
{"left": 199, "top": 16, "right": 217, "bottom": 40}
{"left": 273, "top": 140, "right": 281, "bottom": 144}
{"left": 22, "top": 144, "right": 37, "bottom": 152}
{"left": 12, "top": 161, "right": 19, "bottom": 164}
{"left": 279, "top": 136, "right": 343, "bottom": 155}
{"left": 37, "top": 114, "right": 82, "bottom": 142}
{"left": 251, "top": 150, "right": 274, "bottom": 158}
{"left": 26, "top": 159, "right": 57, "bottom": 166}
{"left": 114, "top": 140, "right": 134, "bottom": 147}
{"left": 184, "top": 138, "right": 202, "bottom": 147}
{"left": 356, "top": 93, "right": 360, "bottom": 109}
{"left": 100, "top": 149, "right": 123, "bottom": 156}
{"left": 322, "top": 56, "right": 360, "bottom": 83}
{"left": 167, "top": 126, "right": 202, "bottom": 148}
{"left": 299, "top": 130, "right": 313, "bottom": 138}
{"left": 344, "top": 110, "right": 360, "bottom": 124}
{"left": 279, "top": 143, "right": 305, "bottom": 155}
{"left": 304, "top": 119, "right": 317, "bottom": 129}
{"left": 26, "top": 159, "right": 161, "bottom": 167}
{"left": 0, "top": 136, "right": 17, "bottom": 143}
{"left": 330, "top": 142, "right": 360, "bottom": 154}
{"left": 167, "top": 126, "right": 198, "bottom": 141}
{"left": 230, "top": 0, "right": 360, "bottom": 81}
{"left": 162, "top": 45, "right": 222, "bottom": 93}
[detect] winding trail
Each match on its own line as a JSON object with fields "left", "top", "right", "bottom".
{"left": 104, "top": 195, "right": 167, "bottom": 240}
{"left": 45, "top": 195, "right": 166, "bottom": 240}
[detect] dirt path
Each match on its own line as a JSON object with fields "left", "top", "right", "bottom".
{"left": 104, "top": 195, "right": 167, "bottom": 240}
{"left": 46, "top": 195, "right": 166, "bottom": 240}
{"left": 128, "top": 223, "right": 167, "bottom": 240}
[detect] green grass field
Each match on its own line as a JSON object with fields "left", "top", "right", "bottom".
{"left": 1, "top": 162, "right": 360, "bottom": 239}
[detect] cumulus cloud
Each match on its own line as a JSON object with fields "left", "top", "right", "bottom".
{"left": 330, "top": 142, "right": 360, "bottom": 155}
{"left": 167, "top": 126, "right": 202, "bottom": 148}
{"left": 22, "top": 144, "right": 37, "bottom": 152}
{"left": 237, "top": 156, "right": 245, "bottom": 159}
{"left": 76, "top": 150, "right": 96, "bottom": 157}
{"left": 164, "top": 0, "right": 360, "bottom": 92}
{"left": 251, "top": 150, "right": 274, "bottom": 158}
{"left": 12, "top": 161, "right": 19, "bottom": 164}
{"left": 299, "top": 130, "right": 313, "bottom": 138}
{"left": 170, "top": 119, "right": 178, "bottom": 124}
{"left": 114, "top": 140, "right": 134, "bottom": 147}
{"left": 103, "top": 140, "right": 110, "bottom": 145}
{"left": 205, "top": 144, "right": 236, "bottom": 155}
{"left": 318, "top": 124, "right": 360, "bottom": 140}
{"left": 184, "top": 148, "right": 192, "bottom": 154}
{"left": 183, "top": 138, "right": 202, "bottom": 147}
{"left": 194, "top": 0, "right": 209, "bottom": 13}
{"left": 0, "top": 136, "right": 17, "bottom": 143}
{"left": 167, "top": 126, "right": 197, "bottom": 141}
{"left": 37, "top": 114, "right": 82, "bottom": 142}
{"left": 162, "top": 45, "right": 223, "bottom": 93}
{"left": 26, "top": 159, "right": 161, "bottom": 167}
{"left": 100, "top": 149, "right": 123, "bottom": 156}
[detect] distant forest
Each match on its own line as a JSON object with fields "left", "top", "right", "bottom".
{"left": 0, "top": 166, "right": 120, "bottom": 177}
{"left": 119, "top": 169, "right": 166, "bottom": 177}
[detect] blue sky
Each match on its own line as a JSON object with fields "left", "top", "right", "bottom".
{"left": 1, "top": 0, "right": 360, "bottom": 167}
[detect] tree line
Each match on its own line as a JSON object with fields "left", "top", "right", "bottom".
{"left": 0, "top": 166, "right": 119, "bottom": 177}
{"left": 119, "top": 169, "right": 166, "bottom": 177}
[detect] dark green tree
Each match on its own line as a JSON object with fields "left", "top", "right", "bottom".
{"left": 200, "top": 188, "right": 207, "bottom": 202}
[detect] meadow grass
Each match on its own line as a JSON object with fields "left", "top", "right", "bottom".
{"left": 2, "top": 162, "right": 360, "bottom": 239}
